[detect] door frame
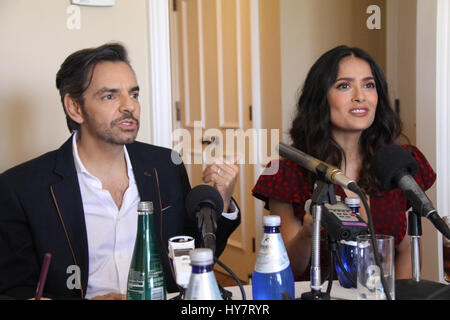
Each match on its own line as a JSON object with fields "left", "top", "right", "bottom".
{"left": 435, "top": 0, "right": 450, "bottom": 283}
{"left": 387, "top": 0, "right": 450, "bottom": 283}
{"left": 147, "top": 0, "right": 174, "bottom": 149}
{"left": 415, "top": 0, "right": 450, "bottom": 283}
{"left": 147, "top": 0, "right": 265, "bottom": 249}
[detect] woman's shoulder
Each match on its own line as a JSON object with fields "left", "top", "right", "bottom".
{"left": 401, "top": 144, "right": 430, "bottom": 165}
{"left": 401, "top": 144, "right": 422, "bottom": 154}
{"left": 400, "top": 144, "right": 436, "bottom": 190}
{"left": 260, "top": 158, "right": 308, "bottom": 179}
{"left": 252, "top": 158, "right": 312, "bottom": 207}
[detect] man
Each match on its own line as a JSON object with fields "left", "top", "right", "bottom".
{"left": 0, "top": 43, "right": 240, "bottom": 300}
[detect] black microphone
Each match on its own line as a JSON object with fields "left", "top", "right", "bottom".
{"left": 277, "top": 142, "right": 360, "bottom": 193}
{"left": 371, "top": 145, "right": 450, "bottom": 239}
{"left": 185, "top": 185, "right": 224, "bottom": 255}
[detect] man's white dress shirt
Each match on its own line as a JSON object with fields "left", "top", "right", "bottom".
{"left": 72, "top": 132, "right": 238, "bottom": 299}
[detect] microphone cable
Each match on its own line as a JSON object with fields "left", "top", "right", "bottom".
{"left": 323, "top": 237, "right": 357, "bottom": 295}
{"left": 334, "top": 243, "right": 357, "bottom": 288}
{"left": 325, "top": 240, "right": 335, "bottom": 295}
{"left": 214, "top": 257, "right": 246, "bottom": 300}
{"left": 168, "top": 256, "right": 247, "bottom": 300}
{"left": 353, "top": 185, "right": 393, "bottom": 300}
{"left": 425, "top": 283, "right": 450, "bottom": 300}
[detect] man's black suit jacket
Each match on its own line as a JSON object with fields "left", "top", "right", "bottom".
{"left": 0, "top": 136, "right": 240, "bottom": 299}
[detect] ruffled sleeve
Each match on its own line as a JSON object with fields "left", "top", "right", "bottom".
{"left": 251, "top": 159, "right": 312, "bottom": 211}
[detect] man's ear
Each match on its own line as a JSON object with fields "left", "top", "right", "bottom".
{"left": 63, "top": 94, "right": 84, "bottom": 125}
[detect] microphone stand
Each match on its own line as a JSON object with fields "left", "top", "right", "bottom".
{"left": 197, "top": 207, "right": 218, "bottom": 255}
{"left": 301, "top": 164, "right": 333, "bottom": 300}
{"left": 395, "top": 210, "right": 450, "bottom": 299}
{"left": 197, "top": 207, "right": 235, "bottom": 300}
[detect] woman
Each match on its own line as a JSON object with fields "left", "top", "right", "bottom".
{"left": 252, "top": 45, "right": 436, "bottom": 281}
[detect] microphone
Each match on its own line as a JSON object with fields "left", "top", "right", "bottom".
{"left": 371, "top": 145, "right": 450, "bottom": 239}
{"left": 277, "top": 142, "right": 360, "bottom": 193}
{"left": 185, "top": 185, "right": 224, "bottom": 255}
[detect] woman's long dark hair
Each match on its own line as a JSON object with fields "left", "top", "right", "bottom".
{"left": 289, "top": 45, "right": 403, "bottom": 195}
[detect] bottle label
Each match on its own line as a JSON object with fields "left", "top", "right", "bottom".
{"left": 127, "top": 269, "right": 166, "bottom": 300}
{"left": 127, "top": 271, "right": 146, "bottom": 300}
{"left": 254, "top": 233, "right": 290, "bottom": 273}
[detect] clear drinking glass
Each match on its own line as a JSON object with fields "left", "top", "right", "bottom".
{"left": 356, "top": 234, "right": 395, "bottom": 300}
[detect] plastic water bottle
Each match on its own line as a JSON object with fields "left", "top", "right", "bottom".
{"left": 184, "top": 248, "right": 223, "bottom": 300}
{"left": 127, "top": 201, "right": 166, "bottom": 300}
{"left": 335, "top": 197, "right": 360, "bottom": 288}
{"left": 252, "top": 215, "right": 295, "bottom": 300}
{"left": 345, "top": 197, "right": 360, "bottom": 215}
{"left": 335, "top": 240, "right": 358, "bottom": 288}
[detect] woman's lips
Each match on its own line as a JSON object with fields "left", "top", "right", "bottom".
{"left": 349, "top": 108, "right": 369, "bottom": 117}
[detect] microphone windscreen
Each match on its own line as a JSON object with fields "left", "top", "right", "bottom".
{"left": 185, "top": 184, "right": 224, "bottom": 218}
{"left": 371, "top": 145, "right": 419, "bottom": 190}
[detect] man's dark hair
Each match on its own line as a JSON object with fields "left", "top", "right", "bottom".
{"left": 56, "top": 42, "right": 132, "bottom": 132}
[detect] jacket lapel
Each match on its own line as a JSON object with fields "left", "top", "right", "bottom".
{"left": 50, "top": 136, "right": 89, "bottom": 295}
{"left": 126, "top": 145, "right": 163, "bottom": 247}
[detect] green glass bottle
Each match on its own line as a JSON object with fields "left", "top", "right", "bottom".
{"left": 127, "top": 201, "right": 166, "bottom": 300}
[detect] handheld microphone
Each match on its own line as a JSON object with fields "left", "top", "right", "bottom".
{"left": 277, "top": 142, "right": 360, "bottom": 193}
{"left": 185, "top": 185, "right": 224, "bottom": 255}
{"left": 371, "top": 145, "right": 450, "bottom": 239}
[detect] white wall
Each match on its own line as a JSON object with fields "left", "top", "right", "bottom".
{"left": 0, "top": 0, "right": 153, "bottom": 172}
{"left": 386, "top": 0, "right": 417, "bottom": 144}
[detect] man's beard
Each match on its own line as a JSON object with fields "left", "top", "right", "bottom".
{"left": 85, "top": 113, "right": 140, "bottom": 145}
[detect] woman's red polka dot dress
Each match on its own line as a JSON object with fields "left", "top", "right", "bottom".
{"left": 252, "top": 145, "right": 436, "bottom": 281}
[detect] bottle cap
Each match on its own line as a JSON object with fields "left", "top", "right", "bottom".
{"left": 263, "top": 215, "right": 281, "bottom": 227}
{"left": 189, "top": 248, "right": 214, "bottom": 266}
{"left": 138, "top": 201, "right": 154, "bottom": 213}
{"left": 345, "top": 197, "right": 360, "bottom": 207}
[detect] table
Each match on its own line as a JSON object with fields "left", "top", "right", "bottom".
{"left": 168, "top": 280, "right": 357, "bottom": 300}
{"left": 225, "top": 280, "right": 357, "bottom": 300}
